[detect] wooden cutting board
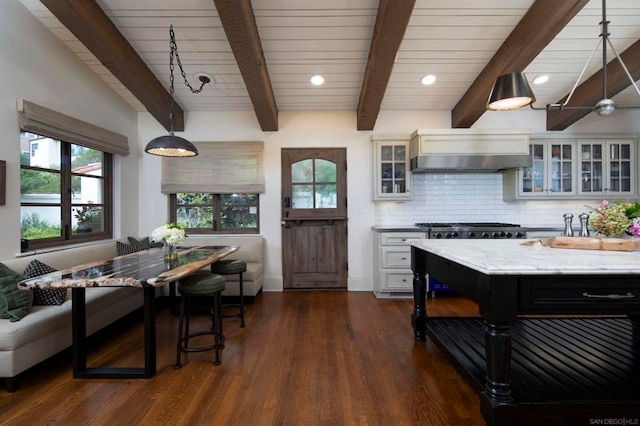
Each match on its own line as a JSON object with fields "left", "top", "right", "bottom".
{"left": 522, "top": 236, "right": 640, "bottom": 252}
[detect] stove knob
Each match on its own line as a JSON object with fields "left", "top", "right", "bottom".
{"left": 515, "top": 232, "right": 525, "bottom": 238}
{"left": 452, "top": 231, "right": 459, "bottom": 238}
{"left": 481, "top": 232, "right": 490, "bottom": 239}
{"left": 499, "top": 231, "right": 506, "bottom": 238}
{"left": 445, "top": 232, "right": 459, "bottom": 239}
{"left": 505, "top": 232, "right": 513, "bottom": 238}
{"left": 468, "top": 231, "right": 476, "bottom": 238}
{"left": 445, "top": 232, "right": 453, "bottom": 239}
{"left": 435, "top": 233, "right": 443, "bottom": 239}
{"left": 491, "top": 232, "right": 500, "bottom": 238}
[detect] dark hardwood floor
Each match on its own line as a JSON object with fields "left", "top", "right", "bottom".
{"left": 0, "top": 292, "right": 585, "bottom": 425}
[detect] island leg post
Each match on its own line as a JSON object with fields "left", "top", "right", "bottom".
{"left": 411, "top": 246, "right": 428, "bottom": 341}
{"left": 481, "top": 321, "right": 518, "bottom": 425}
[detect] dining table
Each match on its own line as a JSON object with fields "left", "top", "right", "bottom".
{"left": 18, "top": 244, "right": 239, "bottom": 379}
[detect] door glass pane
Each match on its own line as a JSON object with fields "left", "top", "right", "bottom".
{"left": 21, "top": 206, "right": 62, "bottom": 240}
{"left": 581, "top": 145, "right": 591, "bottom": 160}
{"left": 532, "top": 144, "right": 544, "bottom": 159}
{"left": 394, "top": 163, "right": 405, "bottom": 179}
{"left": 292, "top": 160, "right": 313, "bottom": 183}
{"left": 381, "top": 146, "right": 392, "bottom": 161}
{"left": 393, "top": 146, "right": 405, "bottom": 160}
{"left": 292, "top": 185, "right": 313, "bottom": 208}
{"left": 620, "top": 144, "right": 631, "bottom": 159}
{"left": 593, "top": 162, "right": 603, "bottom": 191}
{"left": 315, "top": 184, "right": 337, "bottom": 208}
{"left": 315, "top": 159, "right": 336, "bottom": 182}
{"left": 593, "top": 145, "right": 602, "bottom": 159}
{"left": 562, "top": 144, "right": 572, "bottom": 160}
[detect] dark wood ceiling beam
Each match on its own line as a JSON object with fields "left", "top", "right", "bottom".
{"left": 41, "top": 0, "right": 182, "bottom": 132}
{"left": 213, "top": 0, "right": 278, "bottom": 131}
{"left": 451, "top": 0, "right": 589, "bottom": 129}
{"left": 356, "top": 0, "right": 415, "bottom": 131}
{"left": 546, "top": 39, "right": 640, "bottom": 130}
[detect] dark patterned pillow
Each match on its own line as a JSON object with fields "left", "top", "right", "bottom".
{"left": 23, "top": 259, "right": 67, "bottom": 306}
{"left": 128, "top": 236, "right": 162, "bottom": 249}
{"left": 116, "top": 241, "right": 145, "bottom": 256}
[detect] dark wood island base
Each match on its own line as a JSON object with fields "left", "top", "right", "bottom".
{"left": 409, "top": 240, "right": 640, "bottom": 425}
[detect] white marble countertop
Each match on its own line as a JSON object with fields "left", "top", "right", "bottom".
{"left": 407, "top": 238, "right": 640, "bottom": 275}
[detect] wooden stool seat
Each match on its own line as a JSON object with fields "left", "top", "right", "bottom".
{"left": 211, "top": 259, "right": 247, "bottom": 327}
{"left": 175, "top": 274, "right": 226, "bottom": 368}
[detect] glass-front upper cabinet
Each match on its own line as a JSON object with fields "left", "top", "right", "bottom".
{"left": 578, "top": 140, "right": 634, "bottom": 197}
{"left": 517, "top": 140, "right": 576, "bottom": 198}
{"left": 371, "top": 138, "right": 411, "bottom": 201}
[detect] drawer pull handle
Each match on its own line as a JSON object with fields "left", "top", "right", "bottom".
{"left": 401, "top": 257, "right": 407, "bottom": 260}
{"left": 401, "top": 239, "right": 406, "bottom": 241}
{"left": 582, "top": 292, "right": 635, "bottom": 300}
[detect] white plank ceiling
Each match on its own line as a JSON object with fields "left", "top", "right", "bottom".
{"left": 16, "top": 0, "right": 640, "bottom": 125}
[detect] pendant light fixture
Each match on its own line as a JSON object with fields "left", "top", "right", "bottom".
{"left": 145, "top": 25, "right": 211, "bottom": 157}
{"left": 487, "top": 0, "right": 640, "bottom": 116}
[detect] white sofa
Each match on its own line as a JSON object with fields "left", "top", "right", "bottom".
{"left": 0, "top": 241, "right": 144, "bottom": 392}
{"left": 0, "top": 235, "right": 264, "bottom": 392}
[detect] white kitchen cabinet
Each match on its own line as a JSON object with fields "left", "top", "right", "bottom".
{"left": 371, "top": 138, "right": 411, "bottom": 201}
{"left": 503, "top": 139, "right": 577, "bottom": 200}
{"left": 373, "top": 230, "right": 425, "bottom": 297}
{"left": 577, "top": 139, "right": 635, "bottom": 198}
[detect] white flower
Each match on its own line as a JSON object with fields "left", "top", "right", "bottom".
{"left": 151, "top": 223, "right": 186, "bottom": 245}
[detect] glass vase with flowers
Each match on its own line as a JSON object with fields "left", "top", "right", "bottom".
{"left": 151, "top": 223, "right": 186, "bottom": 260}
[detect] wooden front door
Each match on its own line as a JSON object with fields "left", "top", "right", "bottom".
{"left": 281, "top": 148, "right": 347, "bottom": 289}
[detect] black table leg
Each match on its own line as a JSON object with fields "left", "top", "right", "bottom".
{"left": 411, "top": 246, "right": 428, "bottom": 341}
{"left": 72, "top": 287, "right": 156, "bottom": 379}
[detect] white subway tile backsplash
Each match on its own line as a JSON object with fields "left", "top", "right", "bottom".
{"left": 375, "top": 173, "right": 602, "bottom": 228}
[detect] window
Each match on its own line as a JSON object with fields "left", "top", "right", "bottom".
{"left": 169, "top": 193, "right": 259, "bottom": 234}
{"left": 20, "top": 131, "right": 112, "bottom": 248}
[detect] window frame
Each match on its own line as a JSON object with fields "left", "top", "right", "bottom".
{"left": 20, "top": 132, "right": 113, "bottom": 249}
{"left": 169, "top": 193, "right": 259, "bottom": 234}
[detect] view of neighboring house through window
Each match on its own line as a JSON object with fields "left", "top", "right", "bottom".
{"left": 170, "top": 193, "right": 259, "bottom": 234}
{"left": 20, "top": 131, "right": 112, "bottom": 248}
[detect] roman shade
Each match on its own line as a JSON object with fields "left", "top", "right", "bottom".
{"left": 161, "top": 141, "right": 265, "bottom": 194}
{"left": 18, "top": 99, "right": 129, "bottom": 156}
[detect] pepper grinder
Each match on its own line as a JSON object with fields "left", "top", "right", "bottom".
{"left": 562, "top": 213, "right": 574, "bottom": 237}
{"left": 578, "top": 213, "right": 590, "bottom": 237}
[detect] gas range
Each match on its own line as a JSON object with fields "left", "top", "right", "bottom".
{"left": 415, "top": 222, "right": 528, "bottom": 239}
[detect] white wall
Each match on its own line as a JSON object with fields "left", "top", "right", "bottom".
{"left": 138, "top": 107, "right": 639, "bottom": 292}
{"left": 0, "top": 0, "right": 139, "bottom": 259}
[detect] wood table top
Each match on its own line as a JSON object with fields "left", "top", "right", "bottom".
{"left": 18, "top": 245, "right": 239, "bottom": 290}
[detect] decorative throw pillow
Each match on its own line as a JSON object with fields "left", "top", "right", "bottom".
{"left": 128, "top": 236, "right": 163, "bottom": 249}
{"left": 23, "top": 259, "right": 67, "bottom": 306}
{"left": 116, "top": 241, "right": 145, "bottom": 256}
{"left": 0, "top": 263, "right": 33, "bottom": 322}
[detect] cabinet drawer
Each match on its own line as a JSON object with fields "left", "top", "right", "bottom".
{"left": 380, "top": 232, "right": 425, "bottom": 246}
{"left": 381, "top": 247, "right": 411, "bottom": 268}
{"left": 381, "top": 271, "right": 413, "bottom": 291}
{"left": 520, "top": 278, "right": 640, "bottom": 314}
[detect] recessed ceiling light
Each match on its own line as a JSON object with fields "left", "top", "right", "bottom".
{"left": 533, "top": 75, "right": 549, "bottom": 85}
{"left": 420, "top": 74, "right": 436, "bottom": 86}
{"left": 310, "top": 75, "right": 325, "bottom": 86}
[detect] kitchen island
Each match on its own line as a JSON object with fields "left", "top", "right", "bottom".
{"left": 408, "top": 238, "right": 640, "bottom": 425}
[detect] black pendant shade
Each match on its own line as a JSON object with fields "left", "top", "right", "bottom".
{"left": 487, "top": 72, "right": 536, "bottom": 111}
{"left": 144, "top": 134, "right": 198, "bottom": 157}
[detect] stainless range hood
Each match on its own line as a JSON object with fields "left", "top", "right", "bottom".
{"left": 410, "top": 129, "right": 532, "bottom": 173}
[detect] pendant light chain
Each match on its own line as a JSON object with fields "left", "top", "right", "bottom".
{"left": 169, "top": 25, "right": 208, "bottom": 94}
